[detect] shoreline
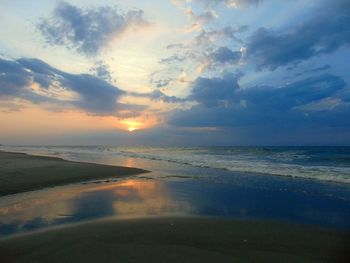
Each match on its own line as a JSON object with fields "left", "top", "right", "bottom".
{"left": 0, "top": 216, "right": 349, "bottom": 262}
{"left": 2, "top": 146, "right": 349, "bottom": 186}
{"left": 0, "top": 150, "right": 149, "bottom": 197}
{"left": 1, "top": 149, "right": 350, "bottom": 262}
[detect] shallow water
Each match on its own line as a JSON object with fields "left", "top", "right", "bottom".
{"left": 1, "top": 168, "right": 350, "bottom": 238}
{"left": 1, "top": 146, "right": 350, "bottom": 237}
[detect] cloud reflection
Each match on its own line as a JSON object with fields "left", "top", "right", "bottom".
{"left": 1, "top": 176, "right": 349, "bottom": 237}
{"left": 0, "top": 179, "right": 185, "bottom": 237}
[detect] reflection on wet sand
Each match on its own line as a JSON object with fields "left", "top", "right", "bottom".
{"left": 0, "top": 179, "right": 189, "bottom": 237}
{"left": 1, "top": 175, "right": 350, "bottom": 238}
{"left": 125, "top": 158, "right": 135, "bottom": 168}
{"left": 110, "top": 180, "right": 188, "bottom": 217}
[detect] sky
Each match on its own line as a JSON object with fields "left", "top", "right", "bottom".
{"left": 0, "top": 0, "right": 349, "bottom": 146}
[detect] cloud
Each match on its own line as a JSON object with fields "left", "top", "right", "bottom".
{"left": 161, "top": 26, "right": 246, "bottom": 73}
{"left": 149, "top": 69, "right": 191, "bottom": 89}
{"left": 170, "top": 72, "right": 350, "bottom": 141}
{"left": 198, "top": 47, "right": 242, "bottom": 72}
{"left": 0, "top": 57, "right": 186, "bottom": 115}
{"left": 0, "top": 58, "right": 139, "bottom": 115}
{"left": 149, "top": 69, "right": 176, "bottom": 88}
{"left": 173, "top": 0, "right": 264, "bottom": 8}
{"left": 151, "top": 78, "right": 174, "bottom": 88}
{"left": 185, "top": 8, "right": 218, "bottom": 26}
{"left": 0, "top": 59, "right": 32, "bottom": 97}
{"left": 37, "top": 1, "right": 148, "bottom": 56}
{"left": 189, "top": 72, "right": 240, "bottom": 107}
{"left": 230, "top": 0, "right": 264, "bottom": 7}
{"left": 293, "top": 64, "right": 331, "bottom": 77}
{"left": 207, "top": 0, "right": 263, "bottom": 8}
{"left": 246, "top": 0, "right": 350, "bottom": 70}
{"left": 166, "top": 43, "right": 185, "bottom": 50}
{"left": 208, "top": 47, "right": 241, "bottom": 64}
{"left": 193, "top": 26, "right": 247, "bottom": 46}
{"left": 89, "top": 61, "right": 113, "bottom": 82}
{"left": 148, "top": 90, "right": 186, "bottom": 103}
{"left": 180, "top": 7, "right": 218, "bottom": 34}
{"left": 129, "top": 89, "right": 185, "bottom": 103}
{"left": 159, "top": 54, "right": 186, "bottom": 65}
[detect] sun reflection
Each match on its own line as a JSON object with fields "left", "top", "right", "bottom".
{"left": 125, "top": 158, "right": 135, "bottom": 167}
{"left": 0, "top": 179, "right": 193, "bottom": 236}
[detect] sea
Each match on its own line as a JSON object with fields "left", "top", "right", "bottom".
{"left": 2, "top": 145, "right": 350, "bottom": 184}
{"left": 1, "top": 145, "right": 350, "bottom": 237}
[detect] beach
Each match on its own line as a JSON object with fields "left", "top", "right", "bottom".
{"left": 1, "top": 148, "right": 350, "bottom": 262}
{"left": 2, "top": 0, "right": 350, "bottom": 261}
{"left": 1, "top": 217, "right": 349, "bottom": 263}
{"left": 0, "top": 151, "right": 148, "bottom": 196}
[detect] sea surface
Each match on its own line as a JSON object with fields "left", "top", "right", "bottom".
{"left": 2, "top": 145, "right": 350, "bottom": 184}
{"left": 1, "top": 145, "right": 350, "bottom": 237}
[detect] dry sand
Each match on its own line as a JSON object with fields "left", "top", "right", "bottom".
{"left": 0, "top": 151, "right": 148, "bottom": 196}
{"left": 0, "top": 217, "right": 349, "bottom": 263}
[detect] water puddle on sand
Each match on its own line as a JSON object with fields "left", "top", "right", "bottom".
{"left": 1, "top": 174, "right": 350, "bottom": 238}
{"left": 0, "top": 178, "right": 194, "bottom": 237}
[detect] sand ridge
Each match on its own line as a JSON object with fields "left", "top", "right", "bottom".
{"left": 0, "top": 151, "right": 149, "bottom": 196}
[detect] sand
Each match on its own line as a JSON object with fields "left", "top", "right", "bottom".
{"left": 0, "top": 217, "right": 349, "bottom": 263}
{"left": 0, "top": 151, "right": 148, "bottom": 196}
{"left": 1, "top": 151, "right": 349, "bottom": 262}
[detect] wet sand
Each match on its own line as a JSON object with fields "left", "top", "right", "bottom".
{"left": 1, "top": 150, "right": 349, "bottom": 262}
{"left": 0, "top": 217, "right": 349, "bottom": 263}
{"left": 0, "top": 151, "right": 148, "bottom": 196}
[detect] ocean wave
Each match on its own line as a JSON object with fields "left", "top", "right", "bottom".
{"left": 2, "top": 146, "right": 350, "bottom": 184}
{"left": 107, "top": 149, "right": 350, "bottom": 184}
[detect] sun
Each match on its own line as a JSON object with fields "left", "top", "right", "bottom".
{"left": 120, "top": 117, "right": 158, "bottom": 132}
{"left": 128, "top": 127, "right": 137, "bottom": 132}
{"left": 121, "top": 120, "right": 142, "bottom": 132}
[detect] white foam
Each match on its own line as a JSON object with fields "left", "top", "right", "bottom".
{"left": 2, "top": 146, "right": 350, "bottom": 184}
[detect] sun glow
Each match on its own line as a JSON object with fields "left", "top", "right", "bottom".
{"left": 122, "top": 120, "right": 142, "bottom": 132}
{"left": 117, "top": 115, "right": 159, "bottom": 132}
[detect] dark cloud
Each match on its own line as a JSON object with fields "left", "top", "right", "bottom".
{"left": 294, "top": 64, "right": 331, "bottom": 77}
{"left": 170, "top": 73, "right": 350, "bottom": 141}
{"left": 0, "top": 58, "right": 141, "bottom": 115}
{"left": 247, "top": 0, "right": 350, "bottom": 70}
{"left": 37, "top": 2, "right": 148, "bottom": 56}
{"left": 189, "top": 72, "right": 240, "bottom": 107}
{"left": 0, "top": 59, "right": 31, "bottom": 96}
{"left": 238, "top": 75, "right": 346, "bottom": 111}
{"left": 129, "top": 90, "right": 185, "bottom": 103}
{"left": 194, "top": 26, "right": 247, "bottom": 46}
{"left": 0, "top": 57, "right": 185, "bottom": 115}
{"left": 305, "top": 64, "right": 331, "bottom": 73}
{"left": 148, "top": 90, "right": 185, "bottom": 103}
{"left": 208, "top": 47, "right": 241, "bottom": 64}
{"left": 59, "top": 74, "right": 123, "bottom": 114}
{"left": 89, "top": 61, "right": 113, "bottom": 82}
